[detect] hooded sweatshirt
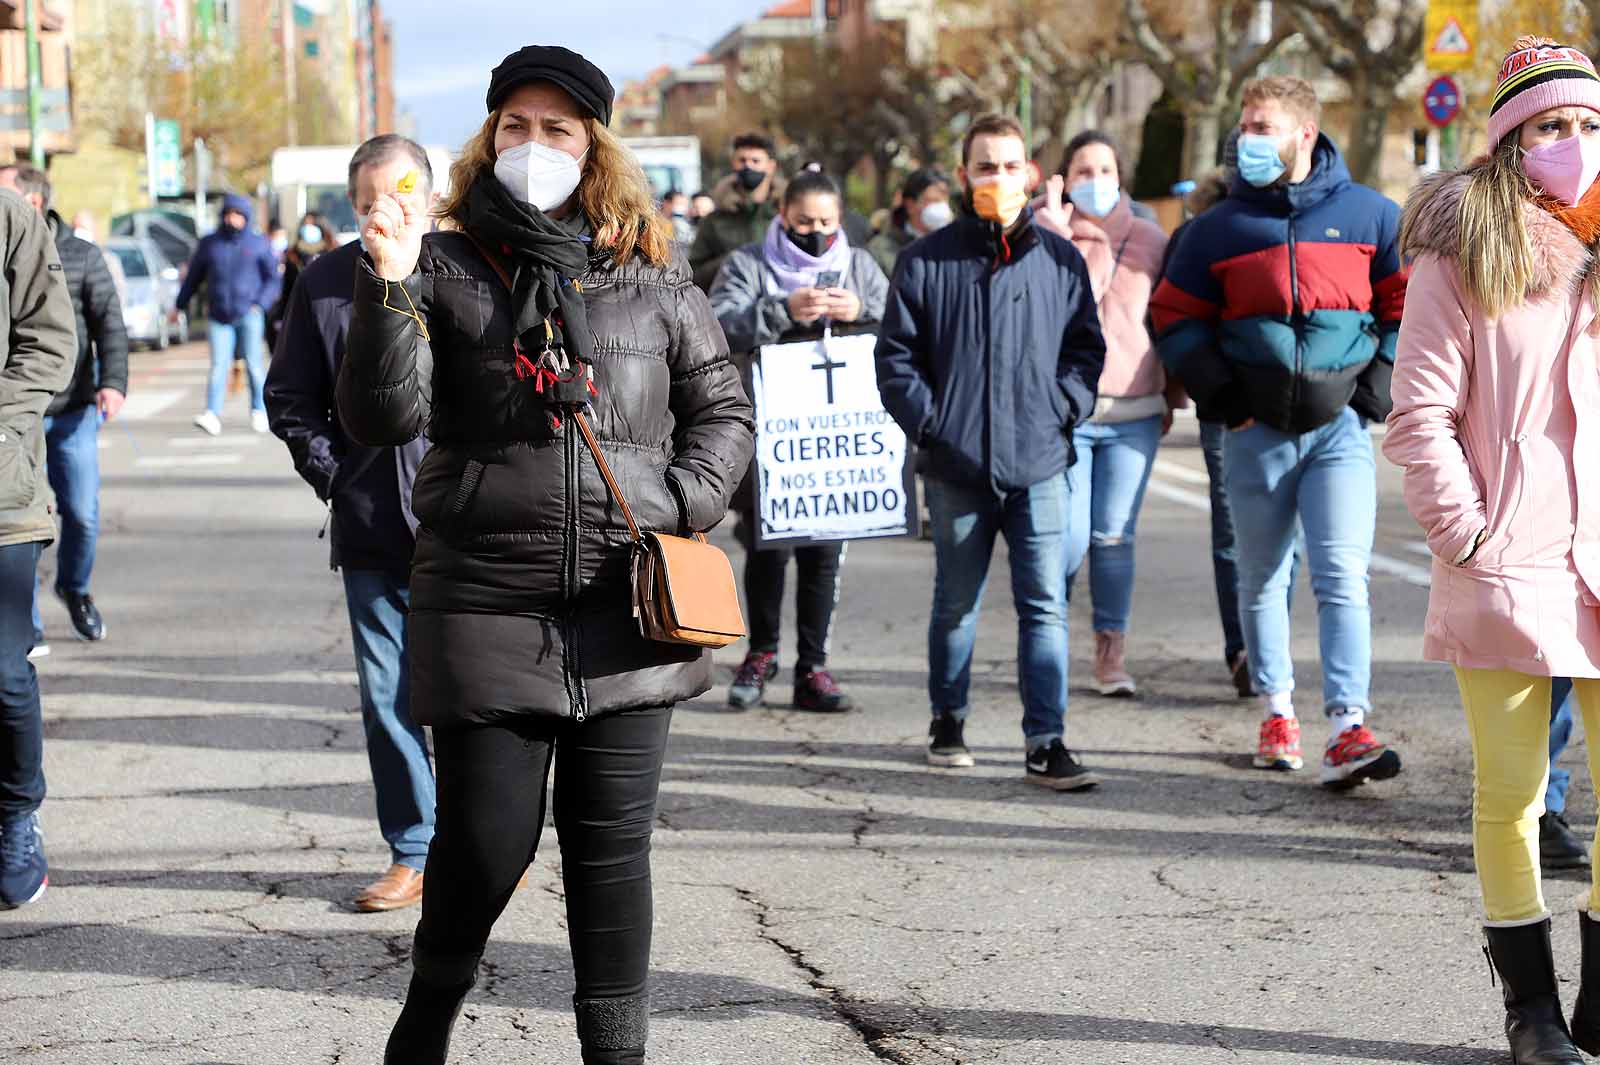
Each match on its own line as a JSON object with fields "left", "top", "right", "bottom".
{"left": 175, "top": 192, "right": 282, "bottom": 324}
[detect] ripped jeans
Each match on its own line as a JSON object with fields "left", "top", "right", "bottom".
{"left": 1065, "top": 415, "right": 1162, "bottom": 633}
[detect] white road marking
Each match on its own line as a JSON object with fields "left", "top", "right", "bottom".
{"left": 116, "top": 389, "right": 185, "bottom": 421}
{"left": 135, "top": 453, "right": 243, "bottom": 469}
{"left": 1143, "top": 477, "right": 1434, "bottom": 588}
{"left": 1152, "top": 458, "right": 1210, "bottom": 486}
{"left": 167, "top": 435, "right": 263, "bottom": 448}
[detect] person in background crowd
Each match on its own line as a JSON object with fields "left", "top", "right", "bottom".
{"left": 0, "top": 165, "right": 127, "bottom": 652}
{"left": 689, "top": 189, "right": 715, "bottom": 226}
{"left": 176, "top": 192, "right": 281, "bottom": 437}
{"left": 876, "top": 113, "right": 1105, "bottom": 790}
{"left": 710, "top": 168, "right": 889, "bottom": 713}
{"left": 268, "top": 211, "right": 339, "bottom": 349}
{"left": 687, "top": 132, "right": 784, "bottom": 290}
{"left": 1544, "top": 679, "right": 1588, "bottom": 870}
{"left": 1034, "top": 132, "right": 1172, "bottom": 698}
{"left": 69, "top": 210, "right": 96, "bottom": 243}
{"left": 0, "top": 191, "right": 78, "bottom": 909}
{"left": 1385, "top": 36, "right": 1600, "bottom": 1064}
{"left": 867, "top": 168, "right": 952, "bottom": 277}
{"left": 659, "top": 189, "right": 693, "bottom": 243}
{"left": 269, "top": 224, "right": 290, "bottom": 263}
{"left": 1152, "top": 76, "right": 1407, "bottom": 786}
{"left": 339, "top": 44, "right": 752, "bottom": 1063}
{"left": 264, "top": 134, "right": 438, "bottom": 915}
{"left": 796, "top": 161, "right": 872, "bottom": 248}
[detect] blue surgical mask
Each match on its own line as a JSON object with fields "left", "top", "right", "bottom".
{"left": 299, "top": 223, "right": 323, "bottom": 245}
{"left": 1068, "top": 176, "right": 1121, "bottom": 218}
{"left": 1236, "top": 133, "right": 1287, "bottom": 187}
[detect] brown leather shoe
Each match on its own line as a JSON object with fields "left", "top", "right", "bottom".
{"left": 353, "top": 864, "right": 423, "bottom": 912}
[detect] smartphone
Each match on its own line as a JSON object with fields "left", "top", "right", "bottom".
{"left": 815, "top": 270, "right": 841, "bottom": 290}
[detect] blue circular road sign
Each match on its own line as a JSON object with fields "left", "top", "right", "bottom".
{"left": 1424, "top": 75, "right": 1463, "bottom": 128}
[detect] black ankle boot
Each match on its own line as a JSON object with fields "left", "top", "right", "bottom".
{"left": 1484, "top": 920, "right": 1584, "bottom": 1064}
{"left": 574, "top": 993, "right": 648, "bottom": 1064}
{"left": 1571, "top": 911, "right": 1600, "bottom": 1053}
{"left": 383, "top": 946, "right": 481, "bottom": 1065}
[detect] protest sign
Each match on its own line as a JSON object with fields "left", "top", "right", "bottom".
{"left": 750, "top": 332, "right": 916, "bottom": 548}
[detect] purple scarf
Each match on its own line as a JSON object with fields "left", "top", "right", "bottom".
{"left": 760, "top": 214, "right": 853, "bottom": 295}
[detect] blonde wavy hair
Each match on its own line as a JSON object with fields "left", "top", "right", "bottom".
{"left": 438, "top": 110, "right": 673, "bottom": 268}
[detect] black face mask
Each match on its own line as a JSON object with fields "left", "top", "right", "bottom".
{"left": 785, "top": 227, "right": 835, "bottom": 258}
{"left": 736, "top": 166, "right": 767, "bottom": 192}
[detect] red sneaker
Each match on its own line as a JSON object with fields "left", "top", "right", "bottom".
{"left": 1253, "top": 715, "right": 1303, "bottom": 772}
{"left": 1321, "top": 724, "right": 1402, "bottom": 790}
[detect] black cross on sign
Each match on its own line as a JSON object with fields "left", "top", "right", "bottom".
{"left": 811, "top": 349, "right": 846, "bottom": 405}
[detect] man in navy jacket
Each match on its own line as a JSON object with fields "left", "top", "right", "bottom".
{"left": 176, "top": 192, "right": 281, "bottom": 436}
{"left": 264, "top": 136, "right": 434, "bottom": 912}
{"left": 876, "top": 113, "right": 1105, "bottom": 790}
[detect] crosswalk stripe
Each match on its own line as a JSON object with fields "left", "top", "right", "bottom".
{"left": 135, "top": 453, "right": 243, "bottom": 469}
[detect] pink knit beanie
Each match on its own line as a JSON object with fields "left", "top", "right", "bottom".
{"left": 1488, "top": 36, "right": 1600, "bottom": 147}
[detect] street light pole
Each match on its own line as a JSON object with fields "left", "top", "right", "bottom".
{"left": 24, "top": 0, "right": 44, "bottom": 167}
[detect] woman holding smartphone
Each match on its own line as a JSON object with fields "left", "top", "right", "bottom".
{"left": 709, "top": 169, "right": 889, "bottom": 713}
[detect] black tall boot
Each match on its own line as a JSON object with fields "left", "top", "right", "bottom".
{"left": 574, "top": 993, "right": 649, "bottom": 1065}
{"left": 383, "top": 942, "right": 481, "bottom": 1065}
{"left": 1483, "top": 920, "right": 1584, "bottom": 1064}
{"left": 1570, "top": 911, "right": 1600, "bottom": 1053}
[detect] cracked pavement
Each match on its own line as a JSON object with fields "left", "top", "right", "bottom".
{"left": 1, "top": 344, "right": 1571, "bottom": 1062}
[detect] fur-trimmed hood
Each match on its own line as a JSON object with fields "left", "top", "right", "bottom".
{"left": 1401, "top": 166, "right": 1591, "bottom": 298}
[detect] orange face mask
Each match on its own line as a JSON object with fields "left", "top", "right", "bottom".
{"left": 969, "top": 176, "right": 1028, "bottom": 226}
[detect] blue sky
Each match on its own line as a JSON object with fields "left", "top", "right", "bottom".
{"left": 381, "top": 0, "right": 768, "bottom": 149}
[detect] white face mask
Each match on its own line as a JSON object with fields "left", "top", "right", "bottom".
{"left": 919, "top": 200, "right": 954, "bottom": 232}
{"left": 493, "top": 141, "right": 585, "bottom": 213}
{"left": 354, "top": 213, "right": 369, "bottom": 249}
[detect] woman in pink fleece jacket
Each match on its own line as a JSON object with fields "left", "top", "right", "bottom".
{"left": 1037, "top": 131, "right": 1172, "bottom": 697}
{"left": 1384, "top": 35, "right": 1600, "bottom": 1064}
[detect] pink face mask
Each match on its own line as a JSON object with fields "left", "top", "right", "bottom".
{"left": 1523, "top": 133, "right": 1600, "bottom": 206}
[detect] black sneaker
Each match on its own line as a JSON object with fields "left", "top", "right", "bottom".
{"left": 1024, "top": 740, "right": 1099, "bottom": 791}
{"left": 727, "top": 651, "right": 778, "bottom": 710}
{"left": 56, "top": 588, "right": 105, "bottom": 642}
{"left": 794, "top": 667, "right": 853, "bottom": 712}
{"left": 1541, "top": 811, "right": 1590, "bottom": 870}
{"left": 1229, "top": 651, "right": 1254, "bottom": 699}
{"left": 927, "top": 714, "right": 974, "bottom": 768}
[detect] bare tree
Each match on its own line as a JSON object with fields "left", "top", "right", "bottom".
{"left": 1284, "top": 0, "right": 1425, "bottom": 186}
{"left": 1121, "top": 0, "right": 1294, "bottom": 179}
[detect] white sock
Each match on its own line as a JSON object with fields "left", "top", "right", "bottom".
{"left": 1327, "top": 704, "right": 1365, "bottom": 743}
{"left": 1260, "top": 691, "right": 1295, "bottom": 720}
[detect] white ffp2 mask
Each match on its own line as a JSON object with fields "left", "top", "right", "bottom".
{"left": 494, "top": 141, "right": 585, "bottom": 213}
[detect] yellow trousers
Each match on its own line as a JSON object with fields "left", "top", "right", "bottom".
{"left": 1456, "top": 668, "right": 1600, "bottom": 923}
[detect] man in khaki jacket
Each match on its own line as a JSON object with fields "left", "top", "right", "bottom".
{"left": 0, "top": 189, "right": 79, "bottom": 908}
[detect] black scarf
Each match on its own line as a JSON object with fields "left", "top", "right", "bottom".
{"left": 463, "top": 172, "right": 596, "bottom": 370}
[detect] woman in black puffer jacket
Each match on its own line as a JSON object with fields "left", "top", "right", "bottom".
{"left": 336, "top": 45, "right": 753, "bottom": 1065}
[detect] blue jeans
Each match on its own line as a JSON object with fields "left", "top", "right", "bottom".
{"left": 1065, "top": 415, "right": 1162, "bottom": 633}
{"left": 342, "top": 569, "right": 434, "bottom": 871}
{"left": 926, "top": 474, "right": 1071, "bottom": 750}
{"left": 31, "top": 404, "right": 100, "bottom": 635}
{"left": 206, "top": 307, "right": 266, "bottom": 416}
{"left": 0, "top": 542, "right": 44, "bottom": 818}
{"left": 1549, "top": 677, "right": 1575, "bottom": 816}
{"left": 1224, "top": 408, "right": 1374, "bottom": 713}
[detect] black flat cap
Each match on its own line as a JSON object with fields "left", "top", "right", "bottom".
{"left": 487, "top": 45, "right": 614, "bottom": 126}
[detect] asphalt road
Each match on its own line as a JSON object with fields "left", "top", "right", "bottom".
{"left": 2, "top": 341, "right": 1567, "bottom": 1063}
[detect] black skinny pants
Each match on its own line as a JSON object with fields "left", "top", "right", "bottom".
{"left": 413, "top": 705, "right": 672, "bottom": 1000}
{"left": 736, "top": 509, "right": 844, "bottom": 670}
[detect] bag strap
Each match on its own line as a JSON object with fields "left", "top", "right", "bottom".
{"left": 467, "top": 232, "right": 679, "bottom": 547}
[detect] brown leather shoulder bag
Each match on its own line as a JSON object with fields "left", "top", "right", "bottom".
{"left": 467, "top": 235, "right": 746, "bottom": 649}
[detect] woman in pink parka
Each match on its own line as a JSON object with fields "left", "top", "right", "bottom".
{"left": 1385, "top": 35, "right": 1600, "bottom": 1065}
{"left": 1037, "top": 131, "right": 1174, "bottom": 698}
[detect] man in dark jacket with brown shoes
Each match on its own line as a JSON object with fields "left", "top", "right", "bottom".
{"left": 0, "top": 164, "right": 127, "bottom": 650}
{"left": 0, "top": 188, "right": 79, "bottom": 909}
{"left": 265, "top": 134, "right": 435, "bottom": 914}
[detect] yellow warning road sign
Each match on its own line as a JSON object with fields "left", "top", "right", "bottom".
{"left": 1425, "top": 0, "right": 1477, "bottom": 72}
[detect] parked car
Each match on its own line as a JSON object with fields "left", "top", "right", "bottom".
{"left": 109, "top": 209, "right": 198, "bottom": 274}
{"left": 106, "top": 237, "right": 190, "bottom": 350}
